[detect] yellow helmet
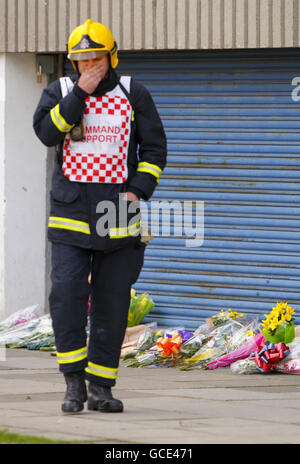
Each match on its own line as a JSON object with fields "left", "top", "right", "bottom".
{"left": 67, "top": 19, "right": 118, "bottom": 70}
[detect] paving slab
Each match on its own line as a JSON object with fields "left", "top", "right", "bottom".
{"left": 0, "top": 348, "right": 300, "bottom": 444}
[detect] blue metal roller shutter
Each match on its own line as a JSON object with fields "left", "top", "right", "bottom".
{"left": 65, "top": 49, "right": 300, "bottom": 329}
{"left": 117, "top": 49, "right": 300, "bottom": 329}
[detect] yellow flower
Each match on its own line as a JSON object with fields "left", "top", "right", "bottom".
{"left": 212, "top": 315, "right": 216, "bottom": 319}
{"left": 286, "top": 306, "right": 295, "bottom": 316}
{"left": 269, "top": 320, "right": 278, "bottom": 331}
{"left": 268, "top": 302, "right": 296, "bottom": 325}
{"left": 279, "top": 301, "right": 287, "bottom": 308}
{"left": 246, "top": 330, "right": 255, "bottom": 337}
{"left": 275, "top": 302, "right": 287, "bottom": 314}
{"left": 262, "top": 320, "right": 270, "bottom": 329}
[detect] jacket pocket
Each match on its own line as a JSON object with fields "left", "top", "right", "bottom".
{"left": 51, "top": 165, "right": 80, "bottom": 204}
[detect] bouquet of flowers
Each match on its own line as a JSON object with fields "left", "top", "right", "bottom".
{"left": 231, "top": 337, "right": 300, "bottom": 375}
{"left": 259, "top": 302, "right": 295, "bottom": 344}
{"left": 123, "top": 308, "right": 257, "bottom": 370}
{"left": 178, "top": 312, "right": 255, "bottom": 371}
{"left": 210, "top": 308, "right": 245, "bottom": 326}
{"left": 277, "top": 359, "right": 300, "bottom": 375}
{"left": 127, "top": 290, "right": 155, "bottom": 327}
{"left": 0, "top": 305, "right": 40, "bottom": 333}
{"left": 0, "top": 314, "right": 54, "bottom": 349}
{"left": 230, "top": 357, "right": 258, "bottom": 375}
{"left": 124, "top": 351, "right": 164, "bottom": 368}
{"left": 122, "top": 325, "right": 161, "bottom": 361}
{"left": 230, "top": 303, "right": 298, "bottom": 375}
{"left": 123, "top": 328, "right": 193, "bottom": 367}
{"left": 177, "top": 331, "right": 213, "bottom": 360}
{"left": 207, "top": 330, "right": 264, "bottom": 370}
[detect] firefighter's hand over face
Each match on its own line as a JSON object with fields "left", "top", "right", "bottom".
{"left": 77, "top": 63, "right": 107, "bottom": 95}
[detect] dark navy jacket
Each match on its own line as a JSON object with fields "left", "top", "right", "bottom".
{"left": 33, "top": 69, "right": 167, "bottom": 250}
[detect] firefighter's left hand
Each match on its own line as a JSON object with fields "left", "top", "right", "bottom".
{"left": 122, "top": 192, "right": 139, "bottom": 202}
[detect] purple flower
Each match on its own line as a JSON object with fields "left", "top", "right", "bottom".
{"left": 178, "top": 330, "right": 194, "bottom": 343}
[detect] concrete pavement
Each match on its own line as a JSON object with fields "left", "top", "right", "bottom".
{"left": 0, "top": 348, "right": 299, "bottom": 444}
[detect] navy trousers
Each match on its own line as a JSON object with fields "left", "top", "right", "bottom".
{"left": 49, "top": 241, "right": 145, "bottom": 386}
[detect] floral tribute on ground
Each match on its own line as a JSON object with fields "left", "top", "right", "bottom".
{"left": 0, "top": 298, "right": 299, "bottom": 375}
{"left": 122, "top": 303, "right": 300, "bottom": 375}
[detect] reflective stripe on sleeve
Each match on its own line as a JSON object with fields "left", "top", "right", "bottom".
{"left": 50, "top": 104, "right": 75, "bottom": 133}
{"left": 109, "top": 219, "right": 141, "bottom": 239}
{"left": 48, "top": 216, "right": 91, "bottom": 235}
{"left": 85, "top": 362, "right": 118, "bottom": 380}
{"left": 56, "top": 346, "right": 88, "bottom": 364}
{"left": 136, "top": 162, "right": 162, "bottom": 182}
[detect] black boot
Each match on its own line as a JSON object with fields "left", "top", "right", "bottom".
{"left": 62, "top": 371, "right": 87, "bottom": 413}
{"left": 87, "top": 382, "right": 123, "bottom": 413}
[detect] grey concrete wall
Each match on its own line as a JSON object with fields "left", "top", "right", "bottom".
{"left": 0, "top": 53, "right": 48, "bottom": 319}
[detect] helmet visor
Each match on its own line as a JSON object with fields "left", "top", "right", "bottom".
{"left": 68, "top": 51, "right": 109, "bottom": 61}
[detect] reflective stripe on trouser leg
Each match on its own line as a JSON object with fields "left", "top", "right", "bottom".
{"left": 86, "top": 242, "right": 145, "bottom": 387}
{"left": 49, "top": 243, "right": 91, "bottom": 373}
{"left": 85, "top": 362, "right": 118, "bottom": 380}
{"left": 50, "top": 281, "right": 89, "bottom": 373}
{"left": 57, "top": 346, "right": 88, "bottom": 364}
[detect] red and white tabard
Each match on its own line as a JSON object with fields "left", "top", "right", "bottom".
{"left": 62, "top": 84, "right": 132, "bottom": 183}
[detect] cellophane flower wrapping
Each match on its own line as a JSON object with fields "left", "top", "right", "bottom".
{"left": 124, "top": 327, "right": 188, "bottom": 367}
{"left": 231, "top": 336, "right": 300, "bottom": 375}
{"left": 123, "top": 308, "right": 261, "bottom": 370}
{"left": 207, "top": 331, "right": 265, "bottom": 369}
{"left": 122, "top": 324, "right": 160, "bottom": 361}
{"left": 230, "top": 358, "right": 258, "bottom": 375}
{"left": 275, "top": 337, "right": 300, "bottom": 375}
{"left": 0, "top": 305, "right": 40, "bottom": 333}
{"left": 0, "top": 314, "right": 55, "bottom": 350}
{"left": 178, "top": 316, "right": 258, "bottom": 371}
{"left": 276, "top": 359, "right": 300, "bottom": 375}
{"left": 127, "top": 290, "right": 155, "bottom": 327}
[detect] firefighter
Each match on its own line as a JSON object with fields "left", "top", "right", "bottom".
{"left": 33, "top": 19, "right": 167, "bottom": 414}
